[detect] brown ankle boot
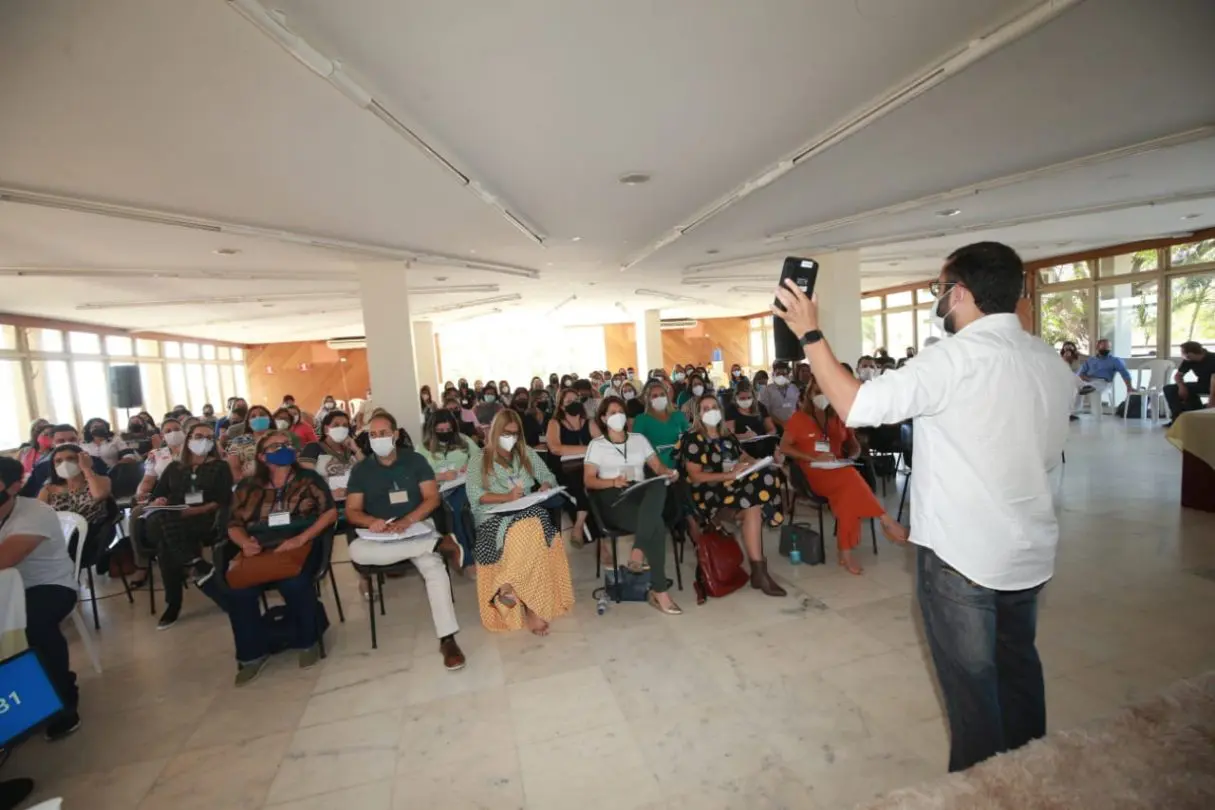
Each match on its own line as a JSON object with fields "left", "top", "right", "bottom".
{"left": 750, "top": 559, "right": 786, "bottom": 597}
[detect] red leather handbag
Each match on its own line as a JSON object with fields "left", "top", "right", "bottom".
{"left": 693, "top": 529, "right": 749, "bottom": 603}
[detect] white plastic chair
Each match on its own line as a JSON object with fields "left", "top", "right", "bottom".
{"left": 55, "top": 512, "right": 102, "bottom": 674}
{"left": 1124, "top": 359, "right": 1174, "bottom": 425}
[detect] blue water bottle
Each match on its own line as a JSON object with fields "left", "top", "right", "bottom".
{"left": 596, "top": 595, "right": 609, "bottom": 615}
{"left": 789, "top": 548, "right": 802, "bottom": 565}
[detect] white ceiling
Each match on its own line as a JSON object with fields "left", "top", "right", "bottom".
{"left": 0, "top": 0, "right": 1213, "bottom": 343}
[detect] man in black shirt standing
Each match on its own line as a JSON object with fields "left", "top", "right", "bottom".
{"left": 1164, "top": 341, "right": 1215, "bottom": 426}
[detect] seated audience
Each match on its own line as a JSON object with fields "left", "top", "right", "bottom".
{"left": 128, "top": 417, "right": 187, "bottom": 586}
{"left": 353, "top": 387, "right": 375, "bottom": 431}
{"left": 299, "top": 409, "right": 362, "bottom": 498}
{"left": 726, "top": 380, "right": 777, "bottom": 457}
{"left": 678, "top": 394, "right": 787, "bottom": 597}
{"left": 530, "top": 376, "right": 545, "bottom": 394}
{"left": 17, "top": 419, "right": 52, "bottom": 476}
{"left": 675, "top": 373, "right": 703, "bottom": 409}
{"left": 619, "top": 381, "right": 644, "bottom": 421}
{"left": 633, "top": 380, "right": 690, "bottom": 470}
{"left": 522, "top": 391, "right": 551, "bottom": 450}
{"left": 344, "top": 412, "right": 465, "bottom": 669}
{"left": 313, "top": 395, "right": 340, "bottom": 431}
{"left": 145, "top": 421, "right": 233, "bottom": 628}
{"left": 584, "top": 397, "right": 681, "bottom": 615}
{"left": 227, "top": 405, "right": 275, "bottom": 479}
{"left": 21, "top": 425, "right": 108, "bottom": 498}
{"left": 79, "top": 418, "right": 130, "bottom": 468}
{"left": 1164, "top": 340, "right": 1215, "bottom": 426}
{"left": 856, "top": 356, "right": 879, "bottom": 381}
{"left": 780, "top": 379, "right": 907, "bottom": 575}
{"left": 1076, "top": 338, "right": 1135, "bottom": 415}
{"left": 1060, "top": 341, "right": 1086, "bottom": 373}
{"left": 285, "top": 405, "right": 318, "bottom": 445}
{"left": 758, "top": 360, "right": 800, "bottom": 429}
{"left": 573, "top": 378, "right": 600, "bottom": 419}
{"left": 545, "top": 387, "right": 600, "bottom": 542}
{"left": 216, "top": 398, "right": 248, "bottom": 440}
{"left": 224, "top": 431, "right": 337, "bottom": 684}
{"left": 466, "top": 410, "right": 573, "bottom": 635}
{"left": 200, "top": 403, "right": 217, "bottom": 425}
{"left": 0, "top": 457, "right": 82, "bottom": 741}
{"left": 474, "top": 383, "right": 503, "bottom": 435}
{"left": 37, "top": 443, "right": 113, "bottom": 566}
{"left": 416, "top": 410, "right": 476, "bottom": 573}
{"left": 751, "top": 369, "right": 769, "bottom": 394}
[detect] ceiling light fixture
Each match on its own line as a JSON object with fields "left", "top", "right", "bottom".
{"left": 936, "top": 209, "right": 962, "bottom": 218}
{"left": 570, "top": 236, "right": 582, "bottom": 242}
{"left": 727, "top": 286, "right": 776, "bottom": 294}
{"left": 76, "top": 290, "right": 357, "bottom": 311}
{"left": 424, "top": 293, "right": 522, "bottom": 314}
{"left": 549, "top": 295, "right": 577, "bottom": 314}
{"left": 765, "top": 126, "right": 1215, "bottom": 243}
{"left": 634, "top": 288, "right": 711, "bottom": 306}
{"left": 1181, "top": 213, "right": 1201, "bottom": 220}
{"left": 225, "top": 0, "right": 546, "bottom": 247}
{"left": 617, "top": 0, "right": 1082, "bottom": 270}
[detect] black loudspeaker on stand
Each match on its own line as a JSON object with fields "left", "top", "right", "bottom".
{"left": 109, "top": 365, "right": 143, "bottom": 410}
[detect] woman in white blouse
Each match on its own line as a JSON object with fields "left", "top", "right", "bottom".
{"left": 583, "top": 396, "right": 681, "bottom": 615}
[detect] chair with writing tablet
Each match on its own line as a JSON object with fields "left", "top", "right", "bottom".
{"left": 787, "top": 461, "right": 878, "bottom": 556}
{"left": 54, "top": 513, "right": 102, "bottom": 674}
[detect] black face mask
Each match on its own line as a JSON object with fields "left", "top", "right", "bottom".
{"left": 0, "top": 488, "right": 10, "bottom": 508}
{"left": 128, "top": 424, "right": 145, "bottom": 434}
{"left": 538, "top": 400, "right": 551, "bottom": 411}
{"left": 90, "top": 428, "right": 110, "bottom": 440}
{"left": 436, "top": 430, "right": 457, "bottom": 444}
{"left": 564, "top": 402, "right": 583, "bottom": 417}
{"left": 578, "top": 394, "right": 590, "bottom": 403}
{"left": 513, "top": 399, "right": 529, "bottom": 410}
{"left": 232, "top": 409, "right": 248, "bottom": 421}
{"left": 1098, "top": 349, "right": 1111, "bottom": 357}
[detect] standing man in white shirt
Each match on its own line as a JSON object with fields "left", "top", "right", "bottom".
{"left": 774, "top": 242, "right": 1073, "bottom": 772}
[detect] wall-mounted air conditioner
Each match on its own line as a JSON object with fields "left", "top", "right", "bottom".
{"left": 660, "top": 319, "right": 698, "bottom": 330}
{"left": 326, "top": 337, "right": 367, "bottom": 350}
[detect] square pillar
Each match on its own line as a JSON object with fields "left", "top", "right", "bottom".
{"left": 412, "top": 319, "right": 440, "bottom": 397}
{"left": 814, "top": 250, "right": 862, "bottom": 369}
{"left": 357, "top": 262, "right": 423, "bottom": 435}
{"left": 635, "top": 309, "right": 664, "bottom": 375}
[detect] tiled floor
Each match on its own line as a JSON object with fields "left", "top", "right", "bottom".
{"left": 10, "top": 419, "right": 1215, "bottom": 810}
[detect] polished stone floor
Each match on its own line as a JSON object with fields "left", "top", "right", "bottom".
{"left": 10, "top": 419, "right": 1215, "bottom": 810}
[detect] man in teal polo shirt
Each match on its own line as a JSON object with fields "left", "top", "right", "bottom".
{"left": 345, "top": 412, "right": 465, "bottom": 671}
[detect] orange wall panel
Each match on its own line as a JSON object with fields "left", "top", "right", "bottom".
{"left": 245, "top": 341, "right": 369, "bottom": 411}
{"left": 604, "top": 316, "right": 753, "bottom": 372}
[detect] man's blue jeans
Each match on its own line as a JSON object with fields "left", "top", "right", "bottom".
{"left": 916, "top": 546, "right": 1047, "bottom": 772}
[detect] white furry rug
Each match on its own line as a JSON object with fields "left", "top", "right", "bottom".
{"left": 854, "top": 670, "right": 1215, "bottom": 810}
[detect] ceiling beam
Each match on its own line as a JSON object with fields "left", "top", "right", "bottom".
{"left": 618, "top": 0, "right": 1085, "bottom": 271}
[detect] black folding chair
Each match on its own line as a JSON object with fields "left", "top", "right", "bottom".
{"left": 897, "top": 422, "right": 913, "bottom": 524}
{"left": 787, "top": 461, "right": 877, "bottom": 554}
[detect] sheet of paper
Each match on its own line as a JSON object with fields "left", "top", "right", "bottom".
{"left": 327, "top": 473, "right": 350, "bottom": 491}
{"left": 485, "top": 486, "right": 568, "bottom": 514}
{"left": 560, "top": 453, "right": 585, "bottom": 462}
{"left": 355, "top": 519, "right": 438, "bottom": 542}
{"left": 810, "top": 460, "right": 857, "bottom": 469}
{"left": 439, "top": 474, "right": 467, "bottom": 493}
{"left": 139, "top": 505, "right": 190, "bottom": 518}
{"left": 739, "top": 434, "right": 777, "bottom": 443}
{"left": 732, "top": 456, "right": 775, "bottom": 480}
{"left": 609, "top": 475, "right": 671, "bottom": 506}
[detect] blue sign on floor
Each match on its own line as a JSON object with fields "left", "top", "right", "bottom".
{"left": 0, "top": 649, "right": 65, "bottom": 748}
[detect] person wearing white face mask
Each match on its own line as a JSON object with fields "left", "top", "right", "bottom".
{"left": 619, "top": 381, "right": 644, "bottom": 421}
{"left": 37, "top": 444, "right": 113, "bottom": 575}
{"left": 780, "top": 379, "right": 906, "bottom": 576}
{"left": 299, "top": 410, "right": 363, "bottom": 501}
{"left": 584, "top": 397, "right": 682, "bottom": 615}
{"left": 677, "top": 374, "right": 709, "bottom": 421}
{"left": 856, "top": 356, "right": 879, "bottom": 382}
{"left": 758, "top": 360, "right": 801, "bottom": 430}
{"left": 725, "top": 380, "right": 778, "bottom": 458}
{"left": 465, "top": 409, "right": 572, "bottom": 636}
{"left": 632, "top": 380, "right": 690, "bottom": 472}
{"left": 345, "top": 412, "right": 466, "bottom": 669}
{"left": 679, "top": 395, "right": 787, "bottom": 597}
{"left": 141, "top": 422, "right": 233, "bottom": 629}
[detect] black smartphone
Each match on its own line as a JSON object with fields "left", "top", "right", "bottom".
{"left": 772, "top": 256, "right": 819, "bottom": 361}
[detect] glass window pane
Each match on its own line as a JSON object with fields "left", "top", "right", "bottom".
{"left": 1169, "top": 239, "right": 1215, "bottom": 268}
{"left": 234, "top": 364, "right": 248, "bottom": 399}
{"left": 185, "top": 364, "right": 206, "bottom": 412}
{"left": 887, "top": 291, "right": 913, "bottom": 307}
{"left": 220, "top": 365, "right": 236, "bottom": 404}
{"left": 167, "top": 363, "right": 188, "bottom": 408}
{"left": 749, "top": 328, "right": 764, "bottom": 367}
{"left": 231, "top": 347, "right": 244, "bottom": 361}
{"left": 1038, "top": 261, "right": 1092, "bottom": 286}
{"left": 182, "top": 343, "right": 200, "bottom": 360}
{"left": 68, "top": 332, "right": 101, "bottom": 354}
{"left": 136, "top": 339, "right": 159, "bottom": 358}
{"left": 0, "top": 325, "right": 16, "bottom": 351}
{"left": 0, "top": 360, "right": 32, "bottom": 449}
{"left": 1039, "top": 289, "right": 1093, "bottom": 354}
{"left": 886, "top": 311, "right": 914, "bottom": 357}
{"left": 917, "top": 307, "right": 942, "bottom": 348}
{"left": 73, "top": 360, "right": 109, "bottom": 424}
{"left": 1169, "top": 271, "right": 1215, "bottom": 355}
{"left": 1098, "top": 281, "right": 1157, "bottom": 359}
{"left": 29, "top": 360, "right": 75, "bottom": 425}
{"left": 104, "top": 335, "right": 134, "bottom": 357}
{"left": 861, "top": 296, "right": 882, "bottom": 312}
{"left": 204, "top": 364, "right": 221, "bottom": 408}
{"left": 139, "top": 363, "right": 167, "bottom": 421}
{"left": 218, "top": 346, "right": 231, "bottom": 361}
{"left": 916, "top": 288, "right": 935, "bottom": 305}
{"left": 1098, "top": 250, "right": 1158, "bottom": 277}
{"left": 861, "top": 314, "right": 884, "bottom": 357}
{"left": 202, "top": 344, "right": 217, "bottom": 360}
{"left": 163, "top": 341, "right": 181, "bottom": 359}
{"left": 29, "top": 329, "right": 63, "bottom": 353}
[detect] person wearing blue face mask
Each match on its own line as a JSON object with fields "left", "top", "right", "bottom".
{"left": 227, "top": 405, "right": 274, "bottom": 482}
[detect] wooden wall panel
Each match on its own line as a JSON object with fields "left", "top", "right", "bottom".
{"left": 245, "top": 341, "right": 369, "bottom": 411}
{"left": 603, "top": 316, "right": 753, "bottom": 373}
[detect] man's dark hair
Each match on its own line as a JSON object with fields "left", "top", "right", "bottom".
{"left": 51, "top": 424, "right": 78, "bottom": 437}
{"left": 0, "top": 456, "right": 24, "bottom": 488}
{"left": 944, "top": 241, "right": 1024, "bottom": 315}
{"left": 1179, "top": 340, "right": 1205, "bottom": 355}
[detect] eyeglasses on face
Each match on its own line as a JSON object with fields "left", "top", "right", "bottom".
{"left": 262, "top": 441, "right": 290, "bottom": 453}
{"left": 928, "top": 280, "right": 961, "bottom": 297}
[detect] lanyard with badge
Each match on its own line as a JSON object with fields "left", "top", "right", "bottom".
{"left": 811, "top": 411, "right": 832, "bottom": 456}
{"left": 184, "top": 469, "right": 205, "bottom": 506}
{"left": 268, "top": 475, "right": 294, "bottom": 527}
{"left": 388, "top": 476, "right": 410, "bottom": 507}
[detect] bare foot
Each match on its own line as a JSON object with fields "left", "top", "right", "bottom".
{"left": 880, "top": 515, "right": 909, "bottom": 544}
{"left": 839, "top": 554, "right": 864, "bottom": 575}
{"left": 524, "top": 608, "right": 550, "bottom": 636}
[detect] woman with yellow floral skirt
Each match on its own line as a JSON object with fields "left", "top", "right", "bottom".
{"left": 466, "top": 409, "right": 574, "bottom": 635}
{"left": 677, "top": 394, "right": 787, "bottom": 596}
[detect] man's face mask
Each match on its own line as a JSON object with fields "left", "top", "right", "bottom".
{"left": 932, "top": 283, "right": 959, "bottom": 335}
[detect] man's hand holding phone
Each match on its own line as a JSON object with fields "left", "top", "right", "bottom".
{"left": 773, "top": 278, "right": 820, "bottom": 337}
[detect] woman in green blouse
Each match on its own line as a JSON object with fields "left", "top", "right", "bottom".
{"left": 632, "top": 379, "right": 690, "bottom": 469}
{"left": 465, "top": 410, "right": 573, "bottom": 636}
{"left": 417, "top": 410, "right": 476, "bottom": 571}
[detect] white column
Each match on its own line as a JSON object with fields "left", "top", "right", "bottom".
{"left": 357, "top": 262, "right": 423, "bottom": 436}
{"left": 814, "top": 250, "right": 863, "bottom": 370}
{"left": 412, "top": 319, "right": 440, "bottom": 396}
{"left": 635, "top": 309, "right": 664, "bottom": 374}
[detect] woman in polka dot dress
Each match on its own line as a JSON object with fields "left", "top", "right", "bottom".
{"left": 677, "top": 394, "right": 788, "bottom": 596}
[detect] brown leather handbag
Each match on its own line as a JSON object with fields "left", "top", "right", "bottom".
{"left": 225, "top": 541, "right": 313, "bottom": 589}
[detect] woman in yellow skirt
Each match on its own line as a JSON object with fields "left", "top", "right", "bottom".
{"left": 465, "top": 409, "right": 574, "bottom": 635}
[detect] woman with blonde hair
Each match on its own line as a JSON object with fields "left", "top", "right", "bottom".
{"left": 631, "top": 379, "right": 689, "bottom": 470}
{"left": 466, "top": 409, "right": 573, "bottom": 635}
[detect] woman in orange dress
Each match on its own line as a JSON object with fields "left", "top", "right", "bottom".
{"left": 780, "top": 375, "right": 906, "bottom": 574}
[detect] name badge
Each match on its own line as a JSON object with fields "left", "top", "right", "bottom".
{"left": 184, "top": 491, "right": 204, "bottom": 506}
{"left": 814, "top": 439, "right": 831, "bottom": 454}
{"left": 722, "top": 459, "right": 737, "bottom": 472}
{"left": 389, "top": 490, "right": 410, "bottom": 505}
{"left": 268, "top": 511, "right": 290, "bottom": 527}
